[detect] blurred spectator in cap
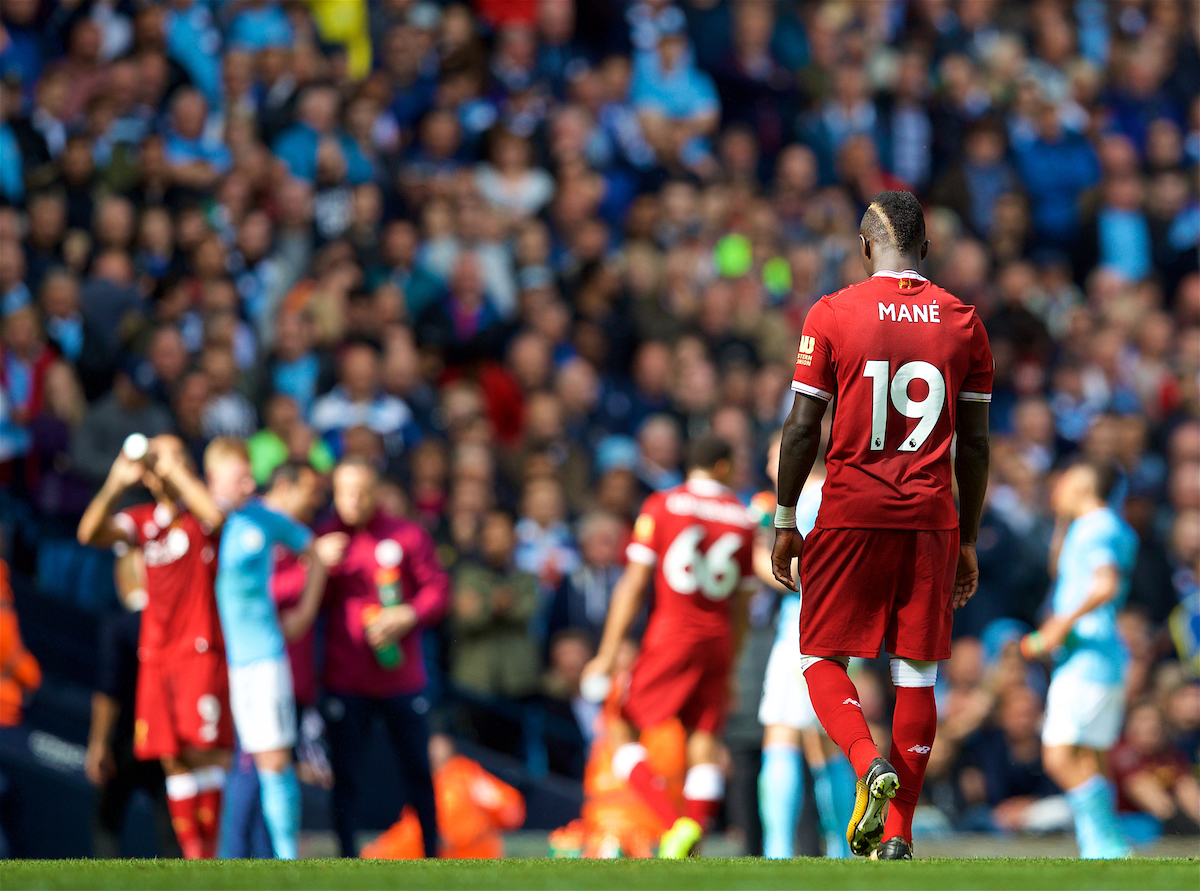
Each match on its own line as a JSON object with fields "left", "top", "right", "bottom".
{"left": 311, "top": 340, "right": 422, "bottom": 460}
{"left": 69, "top": 352, "right": 171, "bottom": 485}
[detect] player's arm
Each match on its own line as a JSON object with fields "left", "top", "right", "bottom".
{"left": 280, "top": 533, "right": 347, "bottom": 642}
{"left": 77, "top": 453, "right": 145, "bottom": 547}
{"left": 84, "top": 692, "right": 119, "bottom": 787}
{"left": 771, "top": 394, "right": 827, "bottom": 591}
{"left": 154, "top": 444, "right": 225, "bottom": 531}
{"left": 952, "top": 400, "right": 990, "bottom": 609}
{"left": 1026, "top": 563, "right": 1120, "bottom": 656}
{"left": 582, "top": 560, "right": 654, "bottom": 679}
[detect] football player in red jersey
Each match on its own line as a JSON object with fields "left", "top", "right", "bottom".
{"left": 582, "top": 435, "right": 756, "bottom": 858}
{"left": 772, "top": 191, "right": 992, "bottom": 861}
{"left": 78, "top": 435, "right": 233, "bottom": 859}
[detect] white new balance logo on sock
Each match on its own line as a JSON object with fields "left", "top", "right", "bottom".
{"left": 842, "top": 697, "right": 861, "bottom": 708}
{"left": 907, "top": 745, "right": 931, "bottom": 754}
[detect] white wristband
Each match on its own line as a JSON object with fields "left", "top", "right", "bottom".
{"left": 774, "top": 505, "right": 797, "bottom": 528}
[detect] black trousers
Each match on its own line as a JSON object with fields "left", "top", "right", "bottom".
{"left": 323, "top": 692, "right": 437, "bottom": 858}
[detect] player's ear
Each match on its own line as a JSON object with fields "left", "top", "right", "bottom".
{"left": 859, "top": 234, "right": 870, "bottom": 260}
{"left": 920, "top": 239, "right": 929, "bottom": 260}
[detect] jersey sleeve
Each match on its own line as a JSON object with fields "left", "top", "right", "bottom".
{"left": 263, "top": 505, "right": 313, "bottom": 554}
{"left": 958, "top": 312, "right": 994, "bottom": 403}
{"left": 113, "top": 503, "right": 151, "bottom": 547}
{"left": 791, "top": 298, "right": 837, "bottom": 403}
{"left": 626, "top": 495, "right": 661, "bottom": 567}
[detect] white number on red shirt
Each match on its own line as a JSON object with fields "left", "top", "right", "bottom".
{"left": 863, "top": 360, "right": 947, "bottom": 452}
{"left": 662, "top": 525, "right": 742, "bottom": 601}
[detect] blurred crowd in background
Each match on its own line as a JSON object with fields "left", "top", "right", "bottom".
{"left": 0, "top": 0, "right": 1198, "bottom": 851}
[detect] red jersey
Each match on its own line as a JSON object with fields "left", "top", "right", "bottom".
{"left": 625, "top": 478, "right": 755, "bottom": 644}
{"left": 114, "top": 502, "right": 223, "bottom": 661}
{"left": 791, "top": 270, "right": 993, "bottom": 530}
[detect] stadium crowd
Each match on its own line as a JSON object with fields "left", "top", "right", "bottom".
{"left": 0, "top": 0, "right": 1198, "bottom": 857}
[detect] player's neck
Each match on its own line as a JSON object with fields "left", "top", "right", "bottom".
{"left": 871, "top": 252, "right": 922, "bottom": 276}
{"left": 1076, "top": 499, "right": 1106, "bottom": 519}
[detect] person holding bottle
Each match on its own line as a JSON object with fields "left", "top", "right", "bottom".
{"left": 317, "top": 456, "right": 451, "bottom": 858}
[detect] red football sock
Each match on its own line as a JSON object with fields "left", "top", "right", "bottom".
{"left": 194, "top": 767, "right": 226, "bottom": 859}
{"left": 683, "top": 763, "right": 724, "bottom": 830}
{"left": 165, "top": 773, "right": 204, "bottom": 860}
{"left": 627, "top": 761, "right": 683, "bottom": 828}
{"left": 883, "top": 686, "right": 937, "bottom": 844}
{"left": 803, "top": 659, "right": 879, "bottom": 777}
{"left": 684, "top": 797, "right": 721, "bottom": 829}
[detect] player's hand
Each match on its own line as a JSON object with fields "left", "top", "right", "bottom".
{"left": 314, "top": 532, "right": 349, "bottom": 568}
{"left": 106, "top": 453, "right": 145, "bottom": 491}
{"left": 85, "top": 742, "right": 115, "bottom": 786}
{"left": 771, "top": 528, "right": 803, "bottom": 592}
{"left": 1033, "top": 614, "right": 1072, "bottom": 653}
{"left": 952, "top": 542, "right": 979, "bottom": 609}
{"left": 365, "top": 603, "right": 418, "bottom": 648}
{"left": 581, "top": 654, "right": 615, "bottom": 689}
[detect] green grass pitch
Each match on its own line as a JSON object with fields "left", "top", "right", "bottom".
{"left": 1, "top": 857, "right": 1197, "bottom": 891}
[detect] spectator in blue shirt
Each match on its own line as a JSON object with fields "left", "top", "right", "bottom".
{"left": 1012, "top": 100, "right": 1101, "bottom": 248}
{"left": 272, "top": 83, "right": 373, "bottom": 187}
{"left": 630, "top": 26, "right": 719, "bottom": 174}
{"left": 164, "top": 0, "right": 221, "bottom": 108}
{"left": 162, "top": 87, "right": 231, "bottom": 192}
{"left": 228, "top": 0, "right": 293, "bottom": 53}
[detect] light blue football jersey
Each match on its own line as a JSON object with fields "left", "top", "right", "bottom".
{"left": 1051, "top": 506, "right": 1138, "bottom": 685}
{"left": 216, "top": 499, "right": 312, "bottom": 667}
{"left": 774, "top": 479, "right": 824, "bottom": 645}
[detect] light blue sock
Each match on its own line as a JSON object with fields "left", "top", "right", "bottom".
{"left": 1067, "top": 775, "right": 1129, "bottom": 859}
{"left": 258, "top": 764, "right": 301, "bottom": 860}
{"left": 759, "top": 744, "right": 803, "bottom": 859}
{"left": 813, "top": 754, "right": 856, "bottom": 859}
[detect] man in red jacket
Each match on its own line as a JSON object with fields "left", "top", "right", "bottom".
{"left": 318, "top": 456, "right": 450, "bottom": 857}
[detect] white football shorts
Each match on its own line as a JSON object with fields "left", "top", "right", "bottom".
{"left": 758, "top": 596, "right": 821, "bottom": 731}
{"left": 1041, "top": 670, "right": 1125, "bottom": 750}
{"left": 228, "top": 655, "right": 297, "bottom": 754}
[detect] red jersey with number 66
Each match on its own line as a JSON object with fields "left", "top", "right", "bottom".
{"left": 625, "top": 478, "right": 756, "bottom": 645}
{"left": 792, "top": 270, "right": 993, "bottom": 531}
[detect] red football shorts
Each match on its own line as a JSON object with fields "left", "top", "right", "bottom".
{"left": 622, "top": 637, "right": 731, "bottom": 735}
{"left": 134, "top": 649, "right": 233, "bottom": 760}
{"left": 799, "top": 527, "right": 959, "bottom": 662}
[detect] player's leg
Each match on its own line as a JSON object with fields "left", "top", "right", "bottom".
{"left": 878, "top": 656, "right": 939, "bottom": 858}
{"left": 161, "top": 757, "right": 206, "bottom": 859}
{"left": 1043, "top": 674, "right": 1129, "bottom": 859}
{"left": 683, "top": 729, "right": 724, "bottom": 832}
{"left": 139, "top": 662, "right": 206, "bottom": 859}
{"left": 608, "top": 712, "right": 685, "bottom": 830}
{"left": 217, "top": 742, "right": 271, "bottom": 858}
{"left": 800, "top": 655, "right": 881, "bottom": 776}
{"left": 757, "top": 620, "right": 806, "bottom": 859}
{"left": 379, "top": 694, "right": 438, "bottom": 858}
{"left": 759, "top": 725, "right": 803, "bottom": 859}
{"left": 324, "top": 693, "right": 374, "bottom": 856}
{"left": 231, "top": 657, "right": 301, "bottom": 859}
{"left": 806, "top": 731, "right": 854, "bottom": 859}
{"left": 185, "top": 747, "right": 232, "bottom": 859}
